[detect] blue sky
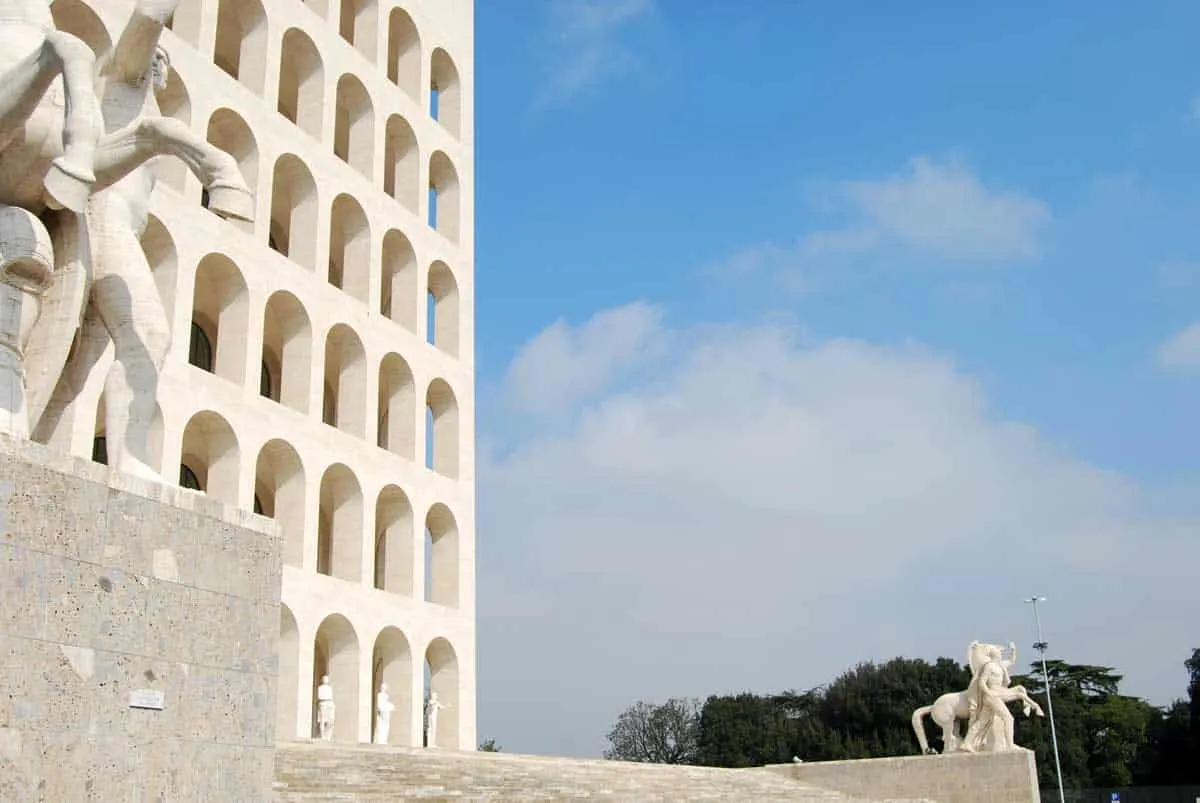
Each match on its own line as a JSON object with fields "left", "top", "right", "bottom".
{"left": 471, "top": 1, "right": 1200, "bottom": 758}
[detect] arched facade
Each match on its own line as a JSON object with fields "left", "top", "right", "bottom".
{"left": 43, "top": 0, "right": 478, "bottom": 752}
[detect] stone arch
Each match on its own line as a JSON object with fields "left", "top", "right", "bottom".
{"left": 371, "top": 626, "right": 412, "bottom": 746}
{"left": 269, "top": 155, "right": 319, "bottom": 270}
{"left": 339, "top": 0, "right": 378, "bottom": 63}
{"left": 425, "top": 378, "right": 458, "bottom": 478}
{"left": 334, "top": 74, "right": 374, "bottom": 180}
{"left": 328, "top": 194, "right": 371, "bottom": 304}
{"left": 261, "top": 291, "right": 312, "bottom": 413}
{"left": 317, "top": 463, "right": 363, "bottom": 582}
{"left": 189, "top": 253, "right": 250, "bottom": 384}
{"left": 386, "top": 7, "right": 421, "bottom": 100}
{"left": 383, "top": 114, "right": 419, "bottom": 213}
{"left": 429, "top": 47, "right": 461, "bottom": 139}
{"left": 423, "top": 637, "right": 459, "bottom": 749}
{"left": 313, "top": 614, "right": 359, "bottom": 742}
{"left": 323, "top": 324, "right": 367, "bottom": 438}
{"left": 380, "top": 230, "right": 417, "bottom": 331}
{"left": 154, "top": 66, "right": 191, "bottom": 192}
{"left": 374, "top": 485, "right": 413, "bottom": 595}
{"left": 426, "top": 261, "right": 459, "bottom": 357}
{"left": 428, "top": 150, "right": 460, "bottom": 243}
{"left": 205, "top": 108, "right": 258, "bottom": 229}
{"left": 278, "top": 28, "right": 324, "bottom": 140}
{"left": 278, "top": 604, "right": 300, "bottom": 741}
{"left": 424, "top": 503, "right": 458, "bottom": 608}
{"left": 50, "top": 0, "right": 112, "bottom": 57}
{"left": 255, "top": 440, "right": 305, "bottom": 568}
{"left": 179, "top": 411, "right": 240, "bottom": 505}
{"left": 214, "top": 0, "right": 268, "bottom": 95}
{"left": 377, "top": 353, "right": 415, "bottom": 459}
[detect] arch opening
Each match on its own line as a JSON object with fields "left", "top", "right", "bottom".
{"left": 278, "top": 28, "right": 324, "bottom": 139}
{"left": 317, "top": 464, "right": 363, "bottom": 582}
{"left": 189, "top": 254, "right": 250, "bottom": 384}
{"left": 278, "top": 604, "right": 300, "bottom": 741}
{"left": 378, "top": 353, "right": 415, "bottom": 459}
{"left": 426, "top": 261, "right": 459, "bottom": 357}
{"left": 269, "top": 155, "right": 319, "bottom": 270}
{"left": 334, "top": 74, "right": 375, "bottom": 180}
{"left": 255, "top": 440, "right": 305, "bottom": 567}
{"left": 384, "top": 115, "right": 419, "bottom": 214}
{"left": 214, "top": 0, "right": 268, "bottom": 95}
{"left": 380, "top": 230, "right": 417, "bottom": 331}
{"left": 425, "top": 379, "right": 459, "bottom": 478}
{"left": 328, "top": 195, "right": 371, "bottom": 304}
{"left": 429, "top": 47, "right": 461, "bottom": 138}
{"left": 372, "top": 626, "right": 413, "bottom": 746}
{"left": 375, "top": 485, "right": 414, "bottom": 595}
{"left": 428, "top": 151, "right": 460, "bottom": 244}
{"left": 179, "top": 411, "right": 240, "bottom": 505}
{"left": 205, "top": 109, "right": 258, "bottom": 231}
{"left": 313, "top": 614, "right": 359, "bottom": 742}
{"left": 261, "top": 291, "right": 313, "bottom": 413}
{"left": 386, "top": 8, "right": 421, "bottom": 100}
{"left": 339, "top": 0, "right": 379, "bottom": 63}
{"left": 423, "top": 637, "right": 459, "bottom": 749}
{"left": 323, "top": 325, "right": 367, "bottom": 438}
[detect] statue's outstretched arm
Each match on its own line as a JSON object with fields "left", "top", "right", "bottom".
{"left": 106, "top": 0, "right": 180, "bottom": 84}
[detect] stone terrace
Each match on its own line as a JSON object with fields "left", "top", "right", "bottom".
{"left": 273, "top": 742, "right": 934, "bottom": 802}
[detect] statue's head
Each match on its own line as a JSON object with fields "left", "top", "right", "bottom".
{"left": 321, "top": 674, "right": 330, "bottom": 684}
{"left": 149, "top": 46, "right": 170, "bottom": 91}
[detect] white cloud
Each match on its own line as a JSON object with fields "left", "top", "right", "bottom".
{"left": 843, "top": 156, "right": 1051, "bottom": 261}
{"left": 1156, "top": 323, "right": 1200, "bottom": 370}
{"left": 478, "top": 303, "right": 1200, "bottom": 758}
{"left": 502, "top": 301, "right": 666, "bottom": 414}
{"left": 537, "top": 0, "right": 655, "bottom": 107}
{"left": 704, "top": 156, "right": 1051, "bottom": 291}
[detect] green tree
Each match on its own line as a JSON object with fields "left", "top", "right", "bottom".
{"left": 604, "top": 698, "right": 700, "bottom": 764}
{"left": 478, "top": 738, "right": 501, "bottom": 752}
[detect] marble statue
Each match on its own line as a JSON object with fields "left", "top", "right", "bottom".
{"left": 0, "top": 0, "right": 254, "bottom": 478}
{"left": 911, "top": 640, "right": 1044, "bottom": 755}
{"left": 0, "top": 0, "right": 102, "bottom": 214}
{"left": 424, "top": 691, "right": 449, "bottom": 748}
{"left": 316, "top": 675, "right": 335, "bottom": 741}
{"left": 373, "top": 682, "right": 395, "bottom": 745}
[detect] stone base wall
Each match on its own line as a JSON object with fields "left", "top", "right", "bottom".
{"left": 0, "top": 437, "right": 282, "bottom": 802}
{"left": 763, "top": 750, "right": 1041, "bottom": 803}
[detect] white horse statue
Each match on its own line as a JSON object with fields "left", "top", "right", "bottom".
{"left": 911, "top": 641, "right": 1045, "bottom": 755}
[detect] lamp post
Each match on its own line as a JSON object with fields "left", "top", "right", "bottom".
{"left": 1026, "top": 596, "right": 1066, "bottom": 803}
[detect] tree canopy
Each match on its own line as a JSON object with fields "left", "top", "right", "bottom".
{"left": 603, "top": 648, "right": 1200, "bottom": 791}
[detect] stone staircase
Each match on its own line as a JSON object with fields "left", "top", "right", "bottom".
{"left": 273, "top": 742, "right": 933, "bottom": 802}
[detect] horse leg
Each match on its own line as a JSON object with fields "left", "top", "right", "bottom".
{"left": 91, "top": 116, "right": 254, "bottom": 222}
{"left": 0, "top": 32, "right": 100, "bottom": 212}
{"left": 43, "top": 31, "right": 100, "bottom": 211}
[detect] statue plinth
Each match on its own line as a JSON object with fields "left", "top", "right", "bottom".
{"left": 0, "top": 435, "right": 282, "bottom": 801}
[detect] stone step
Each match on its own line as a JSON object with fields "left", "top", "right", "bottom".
{"left": 273, "top": 743, "right": 934, "bottom": 802}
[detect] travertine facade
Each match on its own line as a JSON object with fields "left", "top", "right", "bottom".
{"left": 0, "top": 436, "right": 282, "bottom": 801}
{"left": 33, "top": 0, "right": 476, "bottom": 750}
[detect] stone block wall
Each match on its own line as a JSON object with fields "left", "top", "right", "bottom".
{"left": 763, "top": 750, "right": 1041, "bottom": 803}
{"left": 0, "top": 437, "right": 282, "bottom": 802}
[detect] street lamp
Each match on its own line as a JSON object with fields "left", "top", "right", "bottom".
{"left": 1026, "top": 596, "right": 1066, "bottom": 803}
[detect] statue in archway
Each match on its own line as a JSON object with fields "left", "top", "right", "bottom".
{"left": 0, "top": 0, "right": 255, "bottom": 480}
{"left": 316, "top": 675, "right": 335, "bottom": 741}
{"left": 373, "top": 682, "right": 395, "bottom": 745}
{"left": 424, "top": 691, "right": 449, "bottom": 748}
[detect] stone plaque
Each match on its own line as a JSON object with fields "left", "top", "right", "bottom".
{"left": 129, "top": 689, "right": 166, "bottom": 710}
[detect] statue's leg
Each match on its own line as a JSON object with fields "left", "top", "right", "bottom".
{"left": 92, "top": 117, "right": 254, "bottom": 222}
{"left": 87, "top": 196, "right": 170, "bottom": 481}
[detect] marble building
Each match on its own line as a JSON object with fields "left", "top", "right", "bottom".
{"left": 40, "top": 0, "right": 476, "bottom": 750}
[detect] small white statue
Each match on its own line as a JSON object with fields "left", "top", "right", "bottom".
{"left": 911, "top": 640, "right": 1044, "bottom": 755}
{"left": 316, "top": 675, "right": 335, "bottom": 741}
{"left": 373, "top": 682, "right": 395, "bottom": 745}
{"left": 424, "top": 691, "right": 449, "bottom": 748}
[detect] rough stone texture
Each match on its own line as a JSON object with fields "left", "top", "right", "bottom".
{"left": 0, "top": 436, "right": 281, "bottom": 802}
{"left": 273, "top": 742, "right": 935, "bottom": 802}
{"left": 763, "top": 751, "right": 1040, "bottom": 803}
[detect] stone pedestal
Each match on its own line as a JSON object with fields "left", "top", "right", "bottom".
{"left": 0, "top": 436, "right": 282, "bottom": 802}
{"left": 763, "top": 750, "right": 1041, "bottom": 803}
